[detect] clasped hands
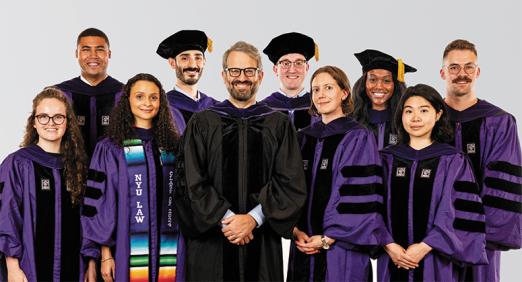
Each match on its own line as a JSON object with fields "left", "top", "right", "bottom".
{"left": 293, "top": 227, "right": 335, "bottom": 255}
{"left": 384, "top": 242, "right": 432, "bottom": 270}
{"left": 221, "top": 214, "right": 257, "bottom": 245}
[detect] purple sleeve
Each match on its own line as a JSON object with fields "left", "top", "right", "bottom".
{"left": 80, "top": 140, "right": 119, "bottom": 258}
{"left": 0, "top": 155, "right": 24, "bottom": 258}
{"left": 422, "top": 154, "right": 488, "bottom": 265}
{"left": 323, "top": 129, "right": 390, "bottom": 249}
{"left": 481, "top": 115, "right": 522, "bottom": 250}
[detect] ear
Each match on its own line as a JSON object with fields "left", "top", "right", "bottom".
{"left": 75, "top": 48, "right": 79, "bottom": 59}
{"left": 440, "top": 68, "right": 446, "bottom": 80}
{"left": 436, "top": 109, "right": 443, "bottom": 121}
{"left": 272, "top": 64, "right": 278, "bottom": 76}
{"left": 108, "top": 49, "right": 112, "bottom": 59}
{"left": 476, "top": 66, "right": 481, "bottom": 78}
{"left": 221, "top": 70, "right": 227, "bottom": 82}
{"left": 257, "top": 70, "right": 264, "bottom": 82}
{"left": 341, "top": 89, "right": 349, "bottom": 100}
{"left": 168, "top": 58, "right": 177, "bottom": 69}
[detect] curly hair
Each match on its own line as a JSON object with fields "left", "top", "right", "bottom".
{"left": 351, "top": 72, "right": 407, "bottom": 133}
{"left": 105, "top": 73, "right": 179, "bottom": 151}
{"left": 308, "top": 65, "right": 353, "bottom": 116}
{"left": 394, "top": 83, "right": 453, "bottom": 144}
{"left": 21, "top": 87, "right": 88, "bottom": 205}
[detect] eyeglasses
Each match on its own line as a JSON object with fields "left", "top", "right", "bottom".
{"left": 224, "top": 67, "right": 259, "bottom": 77}
{"left": 277, "top": 59, "right": 307, "bottom": 70}
{"left": 445, "top": 63, "right": 478, "bottom": 75}
{"left": 35, "top": 114, "right": 67, "bottom": 125}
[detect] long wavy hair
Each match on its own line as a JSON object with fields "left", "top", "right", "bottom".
{"left": 394, "top": 84, "right": 453, "bottom": 144}
{"left": 105, "top": 73, "right": 179, "bottom": 151}
{"left": 351, "top": 72, "right": 406, "bottom": 132}
{"left": 308, "top": 65, "right": 354, "bottom": 116}
{"left": 22, "top": 87, "right": 87, "bottom": 205}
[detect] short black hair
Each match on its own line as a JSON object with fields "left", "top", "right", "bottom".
{"left": 77, "top": 28, "right": 110, "bottom": 47}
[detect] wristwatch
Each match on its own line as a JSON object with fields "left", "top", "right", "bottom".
{"left": 320, "top": 235, "right": 330, "bottom": 250}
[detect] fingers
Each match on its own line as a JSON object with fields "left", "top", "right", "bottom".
{"left": 222, "top": 215, "right": 235, "bottom": 225}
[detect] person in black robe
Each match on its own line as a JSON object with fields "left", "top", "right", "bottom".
{"left": 175, "top": 41, "right": 307, "bottom": 281}
{"left": 261, "top": 32, "right": 319, "bottom": 131}
{"left": 0, "top": 87, "right": 89, "bottom": 281}
{"left": 440, "top": 39, "right": 522, "bottom": 282}
{"left": 157, "top": 30, "right": 218, "bottom": 133}
{"left": 55, "top": 28, "right": 123, "bottom": 156}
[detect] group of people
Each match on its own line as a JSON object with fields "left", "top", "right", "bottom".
{"left": 0, "top": 27, "right": 520, "bottom": 282}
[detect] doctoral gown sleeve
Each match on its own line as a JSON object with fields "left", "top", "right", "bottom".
{"left": 0, "top": 155, "right": 26, "bottom": 258}
{"left": 422, "top": 153, "right": 488, "bottom": 265}
{"left": 80, "top": 139, "right": 120, "bottom": 258}
{"left": 174, "top": 114, "right": 232, "bottom": 237}
{"left": 323, "top": 129, "right": 390, "bottom": 249}
{"left": 257, "top": 117, "right": 307, "bottom": 238}
{"left": 481, "top": 114, "right": 522, "bottom": 250}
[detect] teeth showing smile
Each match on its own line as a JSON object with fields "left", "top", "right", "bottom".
{"left": 371, "top": 92, "right": 386, "bottom": 98}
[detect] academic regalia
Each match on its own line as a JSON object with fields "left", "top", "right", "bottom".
{"left": 368, "top": 108, "right": 398, "bottom": 150}
{"left": 166, "top": 89, "right": 218, "bottom": 133}
{"left": 287, "top": 117, "right": 388, "bottom": 282}
{"left": 378, "top": 142, "right": 488, "bottom": 282}
{"left": 56, "top": 76, "right": 123, "bottom": 156}
{"left": 261, "top": 91, "right": 317, "bottom": 131}
{"left": 0, "top": 144, "right": 82, "bottom": 282}
{"left": 175, "top": 100, "right": 307, "bottom": 281}
{"left": 81, "top": 128, "right": 179, "bottom": 282}
{"left": 447, "top": 99, "right": 522, "bottom": 282}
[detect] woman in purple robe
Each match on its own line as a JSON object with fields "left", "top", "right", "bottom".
{"left": 80, "top": 73, "right": 180, "bottom": 282}
{"left": 378, "top": 84, "right": 488, "bottom": 281}
{"left": 0, "top": 87, "right": 89, "bottom": 281}
{"left": 287, "top": 66, "right": 388, "bottom": 281}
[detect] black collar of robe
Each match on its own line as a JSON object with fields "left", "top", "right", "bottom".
{"left": 446, "top": 99, "right": 505, "bottom": 123}
{"left": 57, "top": 76, "right": 123, "bottom": 96}
{"left": 300, "top": 116, "right": 362, "bottom": 139}
{"left": 18, "top": 144, "right": 63, "bottom": 169}
{"left": 368, "top": 108, "right": 392, "bottom": 124}
{"left": 131, "top": 127, "right": 154, "bottom": 141}
{"left": 381, "top": 142, "right": 458, "bottom": 161}
{"left": 263, "top": 91, "right": 312, "bottom": 109}
{"left": 209, "top": 99, "right": 274, "bottom": 119}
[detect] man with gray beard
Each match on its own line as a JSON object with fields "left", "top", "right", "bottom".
{"left": 175, "top": 41, "right": 307, "bottom": 281}
{"left": 157, "top": 30, "right": 218, "bottom": 133}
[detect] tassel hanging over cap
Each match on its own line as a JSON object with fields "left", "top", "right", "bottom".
{"left": 397, "top": 58, "right": 405, "bottom": 82}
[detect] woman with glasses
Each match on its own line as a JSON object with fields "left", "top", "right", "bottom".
{"left": 378, "top": 84, "right": 487, "bottom": 281}
{"left": 80, "top": 73, "right": 180, "bottom": 282}
{"left": 0, "top": 87, "right": 89, "bottom": 281}
{"left": 287, "top": 66, "right": 388, "bottom": 281}
{"left": 351, "top": 49, "right": 416, "bottom": 149}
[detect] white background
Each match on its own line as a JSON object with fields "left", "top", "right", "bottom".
{"left": 1, "top": 0, "right": 520, "bottom": 280}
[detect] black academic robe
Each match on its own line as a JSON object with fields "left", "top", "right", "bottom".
{"left": 175, "top": 100, "right": 307, "bottom": 281}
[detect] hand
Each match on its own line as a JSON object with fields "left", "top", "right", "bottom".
{"left": 296, "top": 235, "right": 323, "bottom": 255}
{"left": 101, "top": 246, "right": 115, "bottom": 282}
{"left": 222, "top": 214, "right": 257, "bottom": 245}
{"left": 293, "top": 227, "right": 313, "bottom": 254}
{"left": 84, "top": 259, "right": 97, "bottom": 282}
{"left": 405, "top": 242, "right": 432, "bottom": 264}
{"left": 5, "top": 257, "right": 28, "bottom": 282}
{"left": 384, "top": 243, "right": 418, "bottom": 270}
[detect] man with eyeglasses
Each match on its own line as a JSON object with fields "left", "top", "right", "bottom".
{"left": 55, "top": 28, "right": 123, "bottom": 156}
{"left": 261, "top": 32, "right": 319, "bottom": 131}
{"left": 157, "top": 30, "right": 218, "bottom": 133}
{"left": 175, "top": 41, "right": 306, "bottom": 281}
{"left": 441, "top": 39, "right": 522, "bottom": 282}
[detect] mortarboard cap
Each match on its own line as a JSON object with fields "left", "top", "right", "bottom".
{"left": 354, "top": 49, "right": 416, "bottom": 82}
{"left": 156, "top": 30, "right": 213, "bottom": 59}
{"left": 263, "top": 32, "right": 319, "bottom": 64}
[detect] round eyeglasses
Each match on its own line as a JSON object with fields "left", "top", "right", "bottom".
{"left": 277, "top": 59, "right": 307, "bottom": 70}
{"left": 445, "top": 63, "right": 477, "bottom": 75}
{"left": 35, "top": 114, "right": 67, "bottom": 125}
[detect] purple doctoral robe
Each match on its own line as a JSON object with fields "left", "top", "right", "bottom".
{"left": 287, "top": 116, "right": 389, "bottom": 281}
{"left": 166, "top": 89, "right": 218, "bottom": 134}
{"left": 261, "top": 91, "right": 317, "bottom": 131}
{"left": 80, "top": 128, "right": 181, "bottom": 281}
{"left": 0, "top": 144, "right": 82, "bottom": 282}
{"left": 56, "top": 76, "right": 123, "bottom": 156}
{"left": 378, "top": 142, "right": 488, "bottom": 282}
{"left": 367, "top": 108, "right": 398, "bottom": 150}
{"left": 447, "top": 99, "right": 522, "bottom": 282}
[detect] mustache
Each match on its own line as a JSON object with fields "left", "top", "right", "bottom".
{"left": 183, "top": 67, "right": 200, "bottom": 73}
{"left": 232, "top": 80, "right": 253, "bottom": 86}
{"left": 452, "top": 76, "right": 472, "bottom": 83}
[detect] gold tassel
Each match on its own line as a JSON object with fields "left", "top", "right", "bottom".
{"left": 397, "top": 58, "right": 405, "bottom": 82}
{"left": 314, "top": 42, "right": 319, "bottom": 61}
{"left": 207, "top": 37, "right": 213, "bottom": 53}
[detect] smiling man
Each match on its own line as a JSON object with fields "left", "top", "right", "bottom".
{"left": 55, "top": 28, "right": 123, "bottom": 156}
{"left": 157, "top": 30, "right": 218, "bottom": 133}
{"left": 175, "top": 41, "right": 306, "bottom": 281}
{"left": 441, "top": 39, "right": 522, "bottom": 282}
{"left": 261, "top": 32, "right": 319, "bottom": 131}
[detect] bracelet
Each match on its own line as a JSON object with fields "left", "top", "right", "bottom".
{"left": 101, "top": 257, "right": 114, "bottom": 262}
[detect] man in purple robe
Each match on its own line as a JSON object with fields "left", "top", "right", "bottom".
{"left": 440, "top": 39, "right": 522, "bottom": 281}
{"left": 261, "top": 32, "right": 319, "bottom": 131}
{"left": 55, "top": 28, "right": 123, "bottom": 156}
{"left": 156, "top": 30, "right": 218, "bottom": 133}
{"left": 175, "top": 41, "right": 307, "bottom": 281}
